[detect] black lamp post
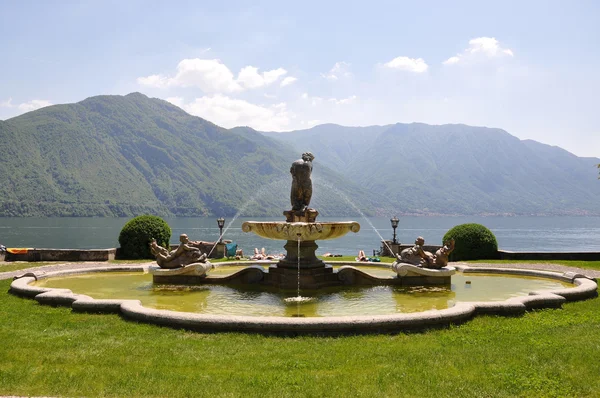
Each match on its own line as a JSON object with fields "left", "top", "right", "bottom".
{"left": 217, "top": 217, "right": 225, "bottom": 243}
{"left": 390, "top": 216, "right": 399, "bottom": 244}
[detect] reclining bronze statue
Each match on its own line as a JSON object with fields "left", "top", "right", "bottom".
{"left": 150, "top": 234, "right": 208, "bottom": 269}
{"left": 395, "top": 237, "right": 455, "bottom": 269}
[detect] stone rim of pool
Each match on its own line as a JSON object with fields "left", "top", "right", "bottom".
{"left": 9, "top": 263, "right": 597, "bottom": 335}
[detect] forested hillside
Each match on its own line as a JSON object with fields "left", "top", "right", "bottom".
{"left": 3, "top": 93, "right": 598, "bottom": 217}
{"left": 264, "top": 123, "right": 600, "bottom": 215}
{"left": 0, "top": 94, "right": 383, "bottom": 217}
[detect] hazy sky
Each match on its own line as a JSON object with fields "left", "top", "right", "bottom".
{"left": 1, "top": 0, "right": 599, "bottom": 157}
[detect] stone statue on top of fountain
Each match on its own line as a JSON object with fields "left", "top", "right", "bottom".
{"left": 285, "top": 152, "right": 319, "bottom": 222}
{"left": 394, "top": 237, "right": 455, "bottom": 269}
{"left": 150, "top": 233, "right": 208, "bottom": 269}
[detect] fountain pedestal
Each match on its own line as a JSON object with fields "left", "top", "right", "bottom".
{"left": 265, "top": 264, "right": 339, "bottom": 289}
{"left": 277, "top": 240, "right": 325, "bottom": 269}
{"left": 241, "top": 218, "right": 361, "bottom": 289}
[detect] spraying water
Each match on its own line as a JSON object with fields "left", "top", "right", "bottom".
{"left": 314, "top": 179, "right": 395, "bottom": 256}
{"left": 207, "top": 177, "right": 287, "bottom": 257}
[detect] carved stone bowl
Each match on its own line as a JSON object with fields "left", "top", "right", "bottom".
{"left": 241, "top": 221, "right": 360, "bottom": 241}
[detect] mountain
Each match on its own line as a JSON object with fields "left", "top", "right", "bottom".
{"left": 3, "top": 94, "right": 598, "bottom": 217}
{"left": 263, "top": 123, "right": 600, "bottom": 216}
{"left": 0, "top": 93, "right": 383, "bottom": 217}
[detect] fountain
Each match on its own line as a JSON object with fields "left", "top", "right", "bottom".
{"left": 151, "top": 152, "right": 455, "bottom": 289}
{"left": 7, "top": 153, "right": 598, "bottom": 334}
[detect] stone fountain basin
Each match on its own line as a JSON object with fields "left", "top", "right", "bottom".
{"left": 10, "top": 264, "right": 598, "bottom": 335}
{"left": 242, "top": 221, "right": 360, "bottom": 241}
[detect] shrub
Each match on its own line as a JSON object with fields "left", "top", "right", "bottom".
{"left": 443, "top": 223, "right": 498, "bottom": 261}
{"left": 118, "top": 215, "right": 171, "bottom": 259}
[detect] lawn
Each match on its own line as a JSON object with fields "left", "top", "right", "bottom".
{"left": 1, "top": 276, "right": 599, "bottom": 397}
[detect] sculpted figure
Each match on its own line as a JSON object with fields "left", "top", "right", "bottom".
{"left": 290, "top": 152, "right": 315, "bottom": 212}
{"left": 150, "top": 234, "right": 208, "bottom": 269}
{"left": 397, "top": 236, "right": 428, "bottom": 266}
{"left": 429, "top": 239, "right": 455, "bottom": 269}
{"left": 395, "top": 237, "right": 455, "bottom": 269}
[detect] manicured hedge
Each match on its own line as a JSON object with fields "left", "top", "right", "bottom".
{"left": 118, "top": 215, "right": 171, "bottom": 259}
{"left": 443, "top": 223, "right": 498, "bottom": 261}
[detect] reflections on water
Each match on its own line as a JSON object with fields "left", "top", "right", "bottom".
{"left": 35, "top": 269, "right": 570, "bottom": 317}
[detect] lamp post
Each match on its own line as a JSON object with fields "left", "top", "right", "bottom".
{"left": 390, "top": 216, "right": 399, "bottom": 244}
{"left": 217, "top": 217, "right": 225, "bottom": 243}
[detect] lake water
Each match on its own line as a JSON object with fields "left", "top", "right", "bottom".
{"left": 1, "top": 216, "right": 599, "bottom": 254}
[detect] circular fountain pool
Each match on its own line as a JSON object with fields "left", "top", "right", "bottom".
{"left": 34, "top": 266, "right": 571, "bottom": 316}
{"left": 11, "top": 263, "right": 597, "bottom": 334}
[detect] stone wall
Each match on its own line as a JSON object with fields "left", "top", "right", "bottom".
{"left": 4, "top": 248, "right": 116, "bottom": 262}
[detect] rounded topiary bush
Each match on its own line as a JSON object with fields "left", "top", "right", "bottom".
{"left": 118, "top": 215, "right": 171, "bottom": 259}
{"left": 443, "top": 223, "right": 498, "bottom": 261}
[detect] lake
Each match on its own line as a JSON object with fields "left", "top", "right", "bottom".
{"left": 1, "top": 216, "right": 599, "bottom": 254}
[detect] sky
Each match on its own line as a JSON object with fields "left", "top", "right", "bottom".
{"left": 1, "top": 0, "right": 599, "bottom": 157}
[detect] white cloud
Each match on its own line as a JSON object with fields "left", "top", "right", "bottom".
{"left": 443, "top": 37, "right": 514, "bottom": 65}
{"left": 18, "top": 99, "right": 52, "bottom": 112}
{"left": 321, "top": 61, "right": 353, "bottom": 80}
{"left": 262, "top": 68, "right": 287, "bottom": 84}
{"left": 383, "top": 56, "right": 428, "bottom": 73}
{"left": 171, "top": 58, "right": 243, "bottom": 92}
{"left": 443, "top": 56, "right": 460, "bottom": 65}
{"left": 329, "top": 95, "right": 358, "bottom": 105}
{"left": 280, "top": 76, "right": 297, "bottom": 87}
{"left": 176, "top": 94, "right": 292, "bottom": 131}
{"left": 137, "top": 74, "right": 171, "bottom": 88}
{"left": 0, "top": 98, "right": 13, "bottom": 108}
{"left": 137, "top": 58, "right": 288, "bottom": 93}
{"left": 237, "top": 66, "right": 287, "bottom": 89}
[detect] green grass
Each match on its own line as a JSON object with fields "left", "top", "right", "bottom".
{"left": 1, "top": 278, "right": 599, "bottom": 397}
{"left": 466, "top": 259, "right": 600, "bottom": 271}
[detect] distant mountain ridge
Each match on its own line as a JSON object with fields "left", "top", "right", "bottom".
{"left": 0, "top": 93, "right": 381, "bottom": 217}
{"left": 1, "top": 93, "right": 598, "bottom": 217}
{"left": 263, "top": 123, "right": 600, "bottom": 216}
